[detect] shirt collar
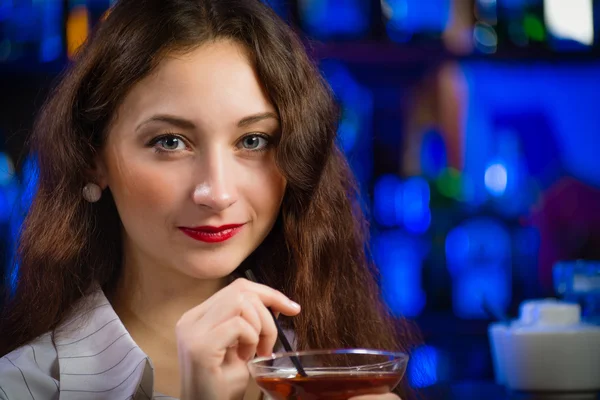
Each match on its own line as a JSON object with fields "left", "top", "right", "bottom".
{"left": 53, "top": 288, "right": 154, "bottom": 399}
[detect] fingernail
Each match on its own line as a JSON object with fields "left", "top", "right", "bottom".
{"left": 288, "top": 300, "right": 301, "bottom": 310}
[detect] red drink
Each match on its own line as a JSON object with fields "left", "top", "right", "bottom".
{"left": 255, "top": 372, "right": 402, "bottom": 400}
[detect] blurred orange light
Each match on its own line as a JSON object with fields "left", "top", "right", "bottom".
{"left": 67, "top": 5, "right": 90, "bottom": 59}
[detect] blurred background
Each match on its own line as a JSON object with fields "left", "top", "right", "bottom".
{"left": 1, "top": 0, "right": 600, "bottom": 395}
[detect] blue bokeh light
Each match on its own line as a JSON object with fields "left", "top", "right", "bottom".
{"left": 7, "top": 154, "right": 39, "bottom": 292}
{"left": 321, "top": 61, "right": 374, "bottom": 193}
{"left": 446, "top": 217, "right": 512, "bottom": 275}
{"left": 484, "top": 162, "right": 508, "bottom": 196}
{"left": 6, "top": 154, "right": 40, "bottom": 292}
{"left": 0, "top": 181, "right": 19, "bottom": 224}
{"left": 39, "top": 1, "right": 63, "bottom": 62}
{"left": 40, "top": 36, "right": 62, "bottom": 62}
{"left": 0, "top": 188, "right": 9, "bottom": 223}
{"left": 453, "top": 267, "right": 510, "bottom": 319}
{"left": 502, "top": 0, "right": 526, "bottom": 8}
{"left": 445, "top": 225, "right": 471, "bottom": 270}
{"left": 408, "top": 345, "right": 439, "bottom": 388}
{"left": 298, "top": 0, "right": 370, "bottom": 39}
{"left": 420, "top": 129, "right": 448, "bottom": 179}
{"left": 0, "top": 0, "right": 63, "bottom": 63}
{"left": 514, "top": 226, "right": 540, "bottom": 257}
{"left": 445, "top": 217, "right": 512, "bottom": 318}
{"left": 0, "top": 152, "right": 17, "bottom": 224}
{"left": 373, "top": 230, "right": 427, "bottom": 317}
{"left": 0, "top": 152, "right": 14, "bottom": 185}
{"left": 374, "top": 175, "right": 431, "bottom": 233}
{"left": 321, "top": 61, "right": 373, "bottom": 155}
{"left": 21, "top": 154, "right": 39, "bottom": 212}
{"left": 0, "top": 1, "right": 12, "bottom": 22}
{"left": 373, "top": 174, "right": 403, "bottom": 228}
{"left": 461, "top": 62, "right": 600, "bottom": 193}
{"left": 383, "top": 0, "right": 450, "bottom": 42}
{"left": 402, "top": 177, "right": 431, "bottom": 234}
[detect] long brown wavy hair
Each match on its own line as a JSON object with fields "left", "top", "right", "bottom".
{"left": 0, "top": 0, "right": 420, "bottom": 397}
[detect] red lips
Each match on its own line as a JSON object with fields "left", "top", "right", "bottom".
{"left": 179, "top": 224, "right": 245, "bottom": 243}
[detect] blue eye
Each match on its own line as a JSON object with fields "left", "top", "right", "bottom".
{"left": 240, "top": 134, "right": 270, "bottom": 151}
{"left": 151, "top": 135, "right": 187, "bottom": 152}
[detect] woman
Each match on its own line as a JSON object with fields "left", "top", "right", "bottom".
{"left": 0, "top": 0, "right": 419, "bottom": 399}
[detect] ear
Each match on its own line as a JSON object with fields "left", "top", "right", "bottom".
{"left": 88, "top": 154, "right": 109, "bottom": 189}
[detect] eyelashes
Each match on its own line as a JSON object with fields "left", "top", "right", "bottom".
{"left": 147, "top": 133, "right": 188, "bottom": 153}
{"left": 236, "top": 133, "right": 272, "bottom": 152}
{"left": 146, "top": 132, "right": 275, "bottom": 154}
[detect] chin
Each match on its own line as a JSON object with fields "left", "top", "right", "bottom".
{"left": 178, "top": 257, "right": 247, "bottom": 280}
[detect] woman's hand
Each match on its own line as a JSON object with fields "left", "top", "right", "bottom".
{"left": 350, "top": 395, "right": 402, "bottom": 400}
{"left": 176, "top": 278, "right": 301, "bottom": 400}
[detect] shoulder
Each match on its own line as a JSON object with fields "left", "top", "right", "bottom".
{"left": 0, "top": 332, "right": 59, "bottom": 400}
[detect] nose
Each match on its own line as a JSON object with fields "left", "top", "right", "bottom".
{"left": 192, "top": 147, "right": 238, "bottom": 212}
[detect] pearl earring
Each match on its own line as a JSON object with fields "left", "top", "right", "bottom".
{"left": 82, "top": 183, "right": 102, "bottom": 203}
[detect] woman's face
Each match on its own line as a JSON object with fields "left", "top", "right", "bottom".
{"left": 98, "top": 40, "right": 286, "bottom": 280}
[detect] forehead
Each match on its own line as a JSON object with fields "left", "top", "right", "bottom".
{"left": 113, "top": 40, "right": 275, "bottom": 129}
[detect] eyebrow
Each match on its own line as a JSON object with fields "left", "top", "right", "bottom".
{"left": 135, "top": 115, "right": 195, "bottom": 132}
{"left": 237, "top": 112, "right": 279, "bottom": 127}
{"left": 135, "top": 112, "right": 279, "bottom": 132}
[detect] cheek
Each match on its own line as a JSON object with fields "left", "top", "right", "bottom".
{"left": 105, "top": 153, "right": 184, "bottom": 217}
{"left": 243, "top": 159, "right": 286, "bottom": 217}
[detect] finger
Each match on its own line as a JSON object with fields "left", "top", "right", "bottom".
{"left": 239, "top": 281, "right": 301, "bottom": 317}
{"left": 211, "top": 316, "right": 260, "bottom": 361}
{"left": 200, "top": 292, "right": 262, "bottom": 333}
{"left": 229, "top": 278, "right": 301, "bottom": 316}
{"left": 178, "top": 280, "right": 247, "bottom": 323}
{"left": 183, "top": 278, "right": 300, "bottom": 322}
{"left": 245, "top": 293, "right": 278, "bottom": 357}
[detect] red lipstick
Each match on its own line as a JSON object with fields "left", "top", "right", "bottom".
{"left": 179, "top": 224, "right": 245, "bottom": 243}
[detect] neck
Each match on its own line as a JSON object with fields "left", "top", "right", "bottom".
{"left": 108, "top": 249, "right": 231, "bottom": 397}
{"left": 109, "top": 255, "right": 229, "bottom": 343}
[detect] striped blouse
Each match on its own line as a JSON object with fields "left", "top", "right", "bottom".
{"left": 0, "top": 288, "right": 179, "bottom": 400}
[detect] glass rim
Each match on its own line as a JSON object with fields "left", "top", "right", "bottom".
{"left": 248, "top": 348, "right": 410, "bottom": 366}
